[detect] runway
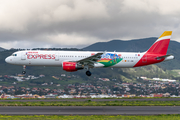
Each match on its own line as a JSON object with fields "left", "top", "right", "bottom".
{"left": 0, "top": 98, "right": 180, "bottom": 102}
{"left": 0, "top": 106, "right": 180, "bottom": 115}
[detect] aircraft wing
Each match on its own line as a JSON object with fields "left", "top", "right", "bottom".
{"left": 73, "top": 52, "right": 103, "bottom": 67}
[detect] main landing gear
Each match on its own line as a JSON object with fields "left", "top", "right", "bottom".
{"left": 86, "top": 70, "right": 91, "bottom": 76}
{"left": 84, "top": 65, "right": 91, "bottom": 76}
{"left": 22, "top": 65, "right": 26, "bottom": 74}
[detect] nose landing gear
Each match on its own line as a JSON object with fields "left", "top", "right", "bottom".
{"left": 22, "top": 65, "right": 26, "bottom": 74}
{"left": 86, "top": 70, "right": 91, "bottom": 76}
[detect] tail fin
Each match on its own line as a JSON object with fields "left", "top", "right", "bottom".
{"left": 146, "top": 31, "right": 172, "bottom": 55}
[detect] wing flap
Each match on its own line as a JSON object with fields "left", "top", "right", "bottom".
{"left": 69, "top": 52, "right": 104, "bottom": 68}
{"left": 70, "top": 52, "right": 103, "bottom": 68}
{"left": 77, "top": 53, "right": 103, "bottom": 63}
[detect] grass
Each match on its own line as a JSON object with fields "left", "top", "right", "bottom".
{"left": 0, "top": 100, "right": 180, "bottom": 106}
{"left": 0, "top": 115, "right": 180, "bottom": 120}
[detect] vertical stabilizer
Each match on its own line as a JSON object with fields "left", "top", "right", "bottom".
{"left": 134, "top": 31, "right": 173, "bottom": 67}
{"left": 146, "top": 31, "right": 172, "bottom": 55}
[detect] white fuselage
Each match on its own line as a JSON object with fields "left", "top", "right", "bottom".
{"left": 5, "top": 50, "right": 145, "bottom": 68}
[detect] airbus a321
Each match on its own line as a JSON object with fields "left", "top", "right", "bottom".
{"left": 5, "top": 31, "right": 174, "bottom": 76}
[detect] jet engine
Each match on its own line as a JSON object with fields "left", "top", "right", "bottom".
{"left": 62, "top": 62, "right": 84, "bottom": 72}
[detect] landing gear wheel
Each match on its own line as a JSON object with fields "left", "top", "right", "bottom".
{"left": 86, "top": 71, "right": 91, "bottom": 76}
{"left": 22, "top": 65, "right": 26, "bottom": 74}
{"left": 22, "top": 71, "right": 26, "bottom": 74}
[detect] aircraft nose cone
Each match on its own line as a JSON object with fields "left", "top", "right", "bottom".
{"left": 5, "top": 57, "right": 10, "bottom": 63}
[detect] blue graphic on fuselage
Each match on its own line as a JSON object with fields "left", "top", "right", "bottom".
{"left": 101, "top": 53, "right": 120, "bottom": 59}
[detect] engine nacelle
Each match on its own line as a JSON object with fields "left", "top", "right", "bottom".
{"left": 62, "top": 62, "right": 84, "bottom": 72}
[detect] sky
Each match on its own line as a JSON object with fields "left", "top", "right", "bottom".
{"left": 0, "top": 0, "right": 180, "bottom": 49}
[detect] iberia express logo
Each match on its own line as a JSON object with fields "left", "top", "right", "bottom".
{"left": 98, "top": 53, "right": 123, "bottom": 67}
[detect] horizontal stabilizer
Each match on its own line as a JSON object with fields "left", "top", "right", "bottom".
{"left": 156, "top": 55, "right": 174, "bottom": 60}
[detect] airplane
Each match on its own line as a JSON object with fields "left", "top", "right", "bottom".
{"left": 5, "top": 31, "right": 174, "bottom": 76}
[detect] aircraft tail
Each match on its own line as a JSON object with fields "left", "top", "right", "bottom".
{"left": 146, "top": 31, "right": 172, "bottom": 55}
{"left": 134, "top": 31, "right": 173, "bottom": 67}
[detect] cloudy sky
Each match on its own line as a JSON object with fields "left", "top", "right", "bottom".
{"left": 0, "top": 0, "right": 180, "bottom": 49}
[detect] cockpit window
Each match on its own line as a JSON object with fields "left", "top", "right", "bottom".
{"left": 11, "top": 54, "right": 17, "bottom": 56}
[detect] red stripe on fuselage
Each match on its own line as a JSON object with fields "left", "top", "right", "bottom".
{"left": 133, "top": 53, "right": 164, "bottom": 67}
